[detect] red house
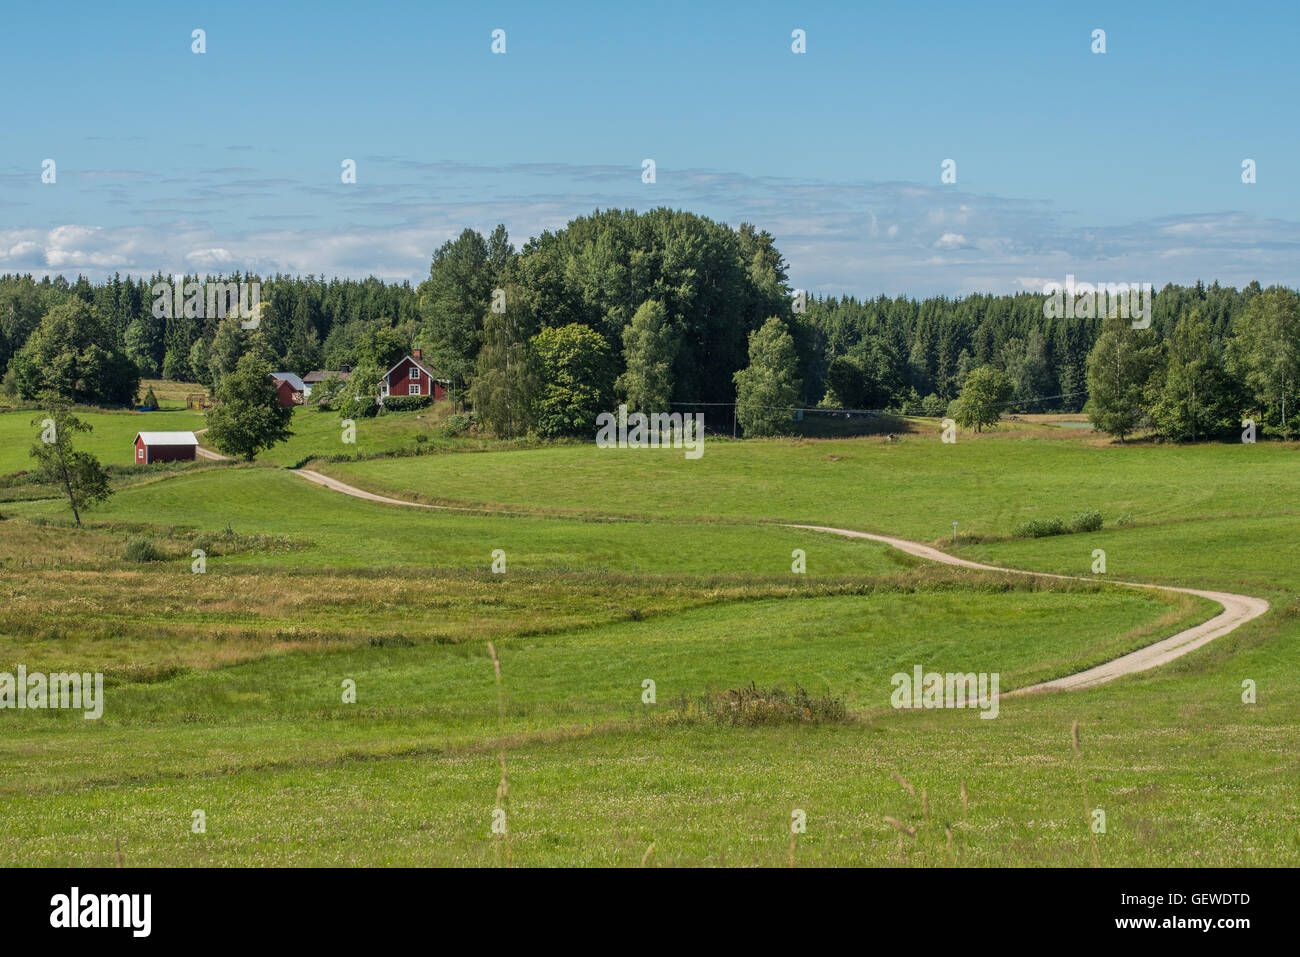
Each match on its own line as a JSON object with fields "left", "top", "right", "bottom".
{"left": 380, "top": 349, "right": 447, "bottom": 401}
{"left": 270, "top": 372, "right": 306, "bottom": 407}
{"left": 134, "top": 431, "right": 198, "bottom": 464}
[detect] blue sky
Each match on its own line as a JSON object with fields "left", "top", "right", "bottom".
{"left": 2, "top": 0, "right": 1297, "bottom": 296}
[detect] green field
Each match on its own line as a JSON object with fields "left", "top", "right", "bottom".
{"left": 0, "top": 407, "right": 207, "bottom": 476}
{"left": 1, "top": 407, "right": 1297, "bottom": 866}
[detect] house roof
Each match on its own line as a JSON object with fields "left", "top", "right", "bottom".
{"left": 135, "top": 431, "right": 199, "bottom": 446}
{"left": 303, "top": 370, "right": 351, "bottom": 383}
{"left": 270, "top": 372, "right": 306, "bottom": 392}
{"left": 382, "top": 354, "right": 448, "bottom": 383}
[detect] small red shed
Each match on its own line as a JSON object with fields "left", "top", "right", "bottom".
{"left": 134, "top": 431, "right": 198, "bottom": 464}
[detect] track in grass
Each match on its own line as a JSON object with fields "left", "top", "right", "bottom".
{"left": 789, "top": 524, "right": 1269, "bottom": 694}
{"left": 281, "top": 467, "right": 1268, "bottom": 696}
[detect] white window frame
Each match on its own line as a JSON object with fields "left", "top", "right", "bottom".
{"left": 410, "top": 366, "right": 420, "bottom": 380}
{"left": 137, "top": 447, "right": 145, "bottom": 460}
{"left": 409, "top": 383, "right": 421, "bottom": 396}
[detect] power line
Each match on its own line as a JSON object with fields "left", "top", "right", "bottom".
{"left": 665, "top": 390, "right": 1089, "bottom": 416}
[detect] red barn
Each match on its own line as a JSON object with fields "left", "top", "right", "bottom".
{"left": 134, "top": 431, "right": 198, "bottom": 464}
{"left": 380, "top": 349, "right": 448, "bottom": 401}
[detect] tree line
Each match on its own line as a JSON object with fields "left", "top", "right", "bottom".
{"left": 2, "top": 207, "right": 1297, "bottom": 440}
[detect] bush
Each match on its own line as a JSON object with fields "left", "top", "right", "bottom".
{"left": 382, "top": 395, "right": 433, "bottom": 413}
{"left": 440, "top": 413, "right": 472, "bottom": 437}
{"left": 921, "top": 393, "right": 946, "bottom": 416}
{"left": 1116, "top": 512, "right": 1135, "bottom": 527}
{"left": 1069, "top": 509, "right": 1103, "bottom": 533}
{"left": 124, "top": 536, "right": 165, "bottom": 562}
{"left": 1013, "top": 517, "right": 1066, "bottom": 538}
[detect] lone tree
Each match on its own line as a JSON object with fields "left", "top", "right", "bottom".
{"left": 205, "top": 352, "right": 293, "bottom": 461}
{"left": 29, "top": 394, "right": 113, "bottom": 526}
{"left": 734, "top": 317, "right": 802, "bottom": 437}
{"left": 952, "top": 365, "right": 1014, "bottom": 432}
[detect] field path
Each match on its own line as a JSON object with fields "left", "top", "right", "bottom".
{"left": 291, "top": 469, "right": 486, "bottom": 512}
{"left": 193, "top": 428, "right": 231, "bottom": 461}
{"left": 285, "top": 467, "right": 1270, "bottom": 697}
{"left": 790, "top": 524, "right": 1269, "bottom": 695}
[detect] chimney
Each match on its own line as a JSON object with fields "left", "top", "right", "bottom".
{"left": 413, "top": 346, "right": 422, "bottom": 360}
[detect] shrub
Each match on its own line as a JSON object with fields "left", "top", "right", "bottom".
{"left": 674, "top": 683, "right": 848, "bottom": 726}
{"left": 1115, "top": 512, "right": 1135, "bottom": 527}
{"left": 382, "top": 395, "right": 433, "bottom": 413}
{"left": 440, "top": 413, "right": 472, "bottom": 438}
{"left": 921, "top": 393, "right": 946, "bottom": 416}
{"left": 1013, "top": 517, "right": 1066, "bottom": 538}
{"left": 124, "top": 536, "right": 165, "bottom": 562}
{"left": 1069, "top": 509, "right": 1103, "bottom": 533}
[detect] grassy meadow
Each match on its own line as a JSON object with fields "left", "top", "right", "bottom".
{"left": 0, "top": 400, "right": 1296, "bottom": 866}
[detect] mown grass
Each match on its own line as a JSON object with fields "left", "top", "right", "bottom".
{"left": 8, "top": 466, "right": 906, "bottom": 577}
{"left": 1, "top": 424, "right": 1296, "bottom": 866}
{"left": 319, "top": 427, "right": 1300, "bottom": 540}
{"left": 0, "top": 406, "right": 207, "bottom": 477}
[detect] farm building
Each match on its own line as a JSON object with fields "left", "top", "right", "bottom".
{"left": 379, "top": 349, "right": 448, "bottom": 401}
{"left": 270, "top": 372, "right": 307, "bottom": 407}
{"left": 133, "top": 431, "right": 198, "bottom": 464}
{"left": 303, "top": 369, "right": 351, "bottom": 394}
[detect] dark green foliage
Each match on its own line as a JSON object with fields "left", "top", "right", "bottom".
{"left": 205, "top": 353, "right": 294, "bottom": 461}
{"left": 1150, "top": 313, "right": 1242, "bottom": 441}
{"left": 381, "top": 395, "right": 433, "bottom": 413}
{"left": 734, "top": 318, "right": 801, "bottom": 437}
{"left": 1069, "top": 510, "right": 1103, "bottom": 533}
{"left": 1012, "top": 510, "right": 1102, "bottom": 538}
{"left": 12, "top": 300, "right": 138, "bottom": 406}
{"left": 531, "top": 323, "right": 614, "bottom": 437}
{"left": 1086, "top": 316, "right": 1163, "bottom": 441}
{"left": 1013, "top": 517, "right": 1067, "bottom": 538}
{"left": 953, "top": 366, "right": 1014, "bottom": 432}
{"left": 417, "top": 226, "right": 513, "bottom": 392}
{"left": 0, "top": 259, "right": 1287, "bottom": 446}
{"left": 469, "top": 284, "right": 539, "bottom": 439}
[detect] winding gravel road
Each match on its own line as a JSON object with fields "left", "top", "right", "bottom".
{"left": 285, "top": 469, "right": 1269, "bottom": 697}
{"left": 790, "top": 524, "right": 1269, "bottom": 695}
